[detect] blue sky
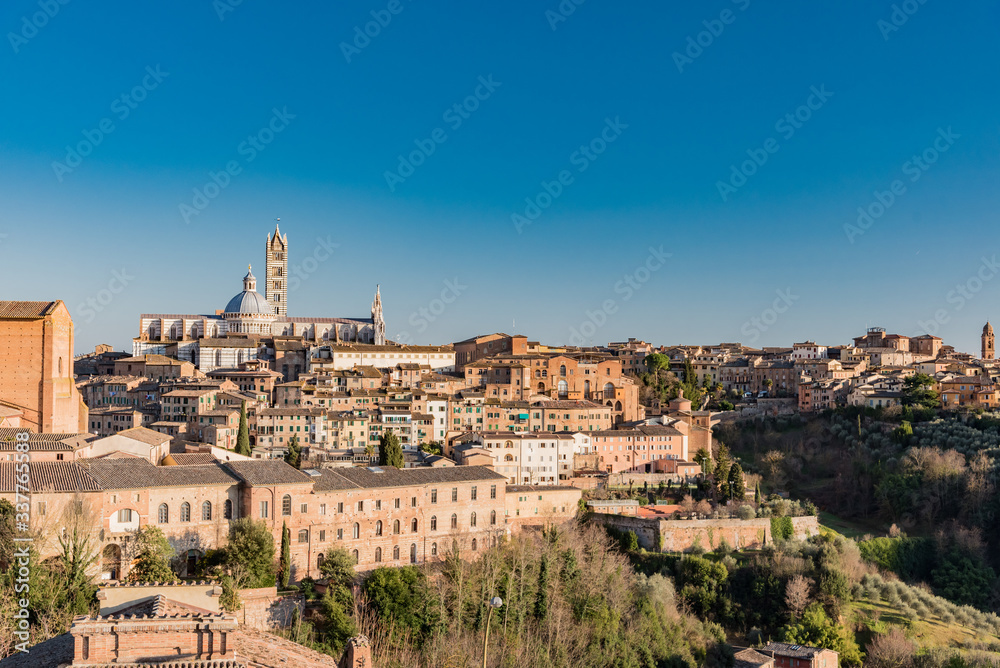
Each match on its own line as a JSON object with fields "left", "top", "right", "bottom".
{"left": 3, "top": 0, "right": 999, "bottom": 355}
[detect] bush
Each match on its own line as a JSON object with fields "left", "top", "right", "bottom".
{"left": 736, "top": 505, "right": 755, "bottom": 520}
{"left": 771, "top": 516, "right": 794, "bottom": 541}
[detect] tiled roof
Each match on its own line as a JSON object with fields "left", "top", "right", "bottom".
{"left": 0, "top": 300, "right": 59, "bottom": 319}
{"left": 0, "top": 462, "right": 101, "bottom": 493}
{"left": 162, "top": 453, "right": 218, "bottom": 466}
{"left": 761, "top": 642, "right": 826, "bottom": 659}
{"left": 113, "top": 427, "right": 173, "bottom": 446}
{"left": 84, "top": 459, "right": 238, "bottom": 489}
{"left": 223, "top": 460, "right": 314, "bottom": 486}
{"left": 311, "top": 469, "right": 363, "bottom": 491}
{"left": 329, "top": 464, "right": 505, "bottom": 489}
{"left": 507, "top": 485, "right": 579, "bottom": 492}
{"left": 734, "top": 647, "right": 774, "bottom": 667}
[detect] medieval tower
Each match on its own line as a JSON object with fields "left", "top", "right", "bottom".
{"left": 983, "top": 322, "right": 995, "bottom": 360}
{"left": 266, "top": 222, "right": 288, "bottom": 316}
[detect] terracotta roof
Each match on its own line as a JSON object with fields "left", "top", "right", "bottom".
{"left": 329, "top": 464, "right": 505, "bottom": 489}
{"left": 0, "top": 462, "right": 101, "bottom": 493}
{"left": 734, "top": 647, "right": 774, "bottom": 667}
{"left": 84, "top": 459, "right": 238, "bottom": 489}
{"left": 0, "top": 300, "right": 59, "bottom": 319}
{"left": 311, "top": 469, "right": 363, "bottom": 491}
{"left": 761, "top": 642, "right": 828, "bottom": 659}
{"left": 223, "top": 460, "right": 314, "bottom": 486}
{"left": 113, "top": 427, "right": 173, "bottom": 446}
{"left": 161, "top": 453, "right": 218, "bottom": 466}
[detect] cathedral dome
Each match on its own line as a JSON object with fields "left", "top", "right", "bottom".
{"left": 224, "top": 266, "right": 273, "bottom": 315}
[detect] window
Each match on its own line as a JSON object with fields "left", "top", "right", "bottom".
{"left": 118, "top": 508, "right": 133, "bottom": 523}
{"left": 352, "top": 549, "right": 358, "bottom": 564}
{"left": 471, "top": 512, "right": 477, "bottom": 527}
{"left": 451, "top": 488, "right": 458, "bottom": 502}
{"left": 471, "top": 486, "right": 477, "bottom": 501}
{"left": 471, "top": 538, "right": 478, "bottom": 551}
{"left": 490, "top": 510, "right": 497, "bottom": 526}
{"left": 431, "top": 489, "right": 437, "bottom": 504}
{"left": 298, "top": 529, "right": 308, "bottom": 543}
{"left": 410, "top": 543, "right": 417, "bottom": 563}
{"left": 260, "top": 501, "right": 269, "bottom": 518}
{"left": 411, "top": 496, "right": 417, "bottom": 507}
{"left": 202, "top": 501, "right": 212, "bottom": 521}
{"left": 375, "top": 520, "right": 383, "bottom": 536}
{"left": 451, "top": 513, "right": 458, "bottom": 529}
{"left": 375, "top": 500, "right": 382, "bottom": 511}
{"left": 282, "top": 495, "right": 292, "bottom": 516}
{"left": 337, "top": 502, "right": 344, "bottom": 513}
{"left": 357, "top": 501, "right": 364, "bottom": 511}
{"left": 319, "top": 503, "right": 326, "bottom": 516}
{"left": 158, "top": 503, "right": 169, "bottom": 523}
{"left": 393, "top": 545, "right": 400, "bottom": 560}
{"left": 337, "top": 528, "right": 343, "bottom": 540}
{"left": 180, "top": 503, "right": 191, "bottom": 522}
{"left": 224, "top": 499, "right": 233, "bottom": 519}
{"left": 490, "top": 484, "right": 497, "bottom": 499}
{"left": 352, "top": 523, "right": 360, "bottom": 539}
{"left": 431, "top": 516, "right": 437, "bottom": 531}
{"left": 431, "top": 542, "right": 438, "bottom": 556}
{"left": 319, "top": 530, "right": 326, "bottom": 541}
{"left": 394, "top": 497, "right": 400, "bottom": 509}
{"left": 375, "top": 547, "right": 382, "bottom": 563}
{"left": 300, "top": 503, "right": 308, "bottom": 513}
{"left": 393, "top": 519, "right": 400, "bottom": 535}
{"left": 411, "top": 518, "right": 418, "bottom": 532}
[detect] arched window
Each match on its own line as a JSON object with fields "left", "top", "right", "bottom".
{"left": 559, "top": 364, "right": 567, "bottom": 377}
{"left": 431, "top": 542, "right": 438, "bottom": 556}
{"left": 471, "top": 538, "right": 478, "bottom": 551}
{"left": 604, "top": 382, "right": 615, "bottom": 399}
{"left": 504, "top": 454, "right": 514, "bottom": 462}
{"left": 170, "top": 325, "right": 178, "bottom": 339}
{"left": 224, "top": 499, "right": 233, "bottom": 520}
{"left": 375, "top": 520, "right": 383, "bottom": 536}
{"left": 375, "top": 547, "right": 382, "bottom": 563}
{"left": 393, "top": 519, "right": 400, "bottom": 535}
{"left": 410, "top": 543, "right": 417, "bottom": 563}
{"left": 450, "top": 513, "right": 458, "bottom": 529}
{"left": 537, "top": 382, "right": 545, "bottom": 390}
{"left": 282, "top": 495, "right": 291, "bottom": 516}
{"left": 471, "top": 512, "right": 477, "bottom": 527}
{"left": 180, "top": 502, "right": 191, "bottom": 522}
{"left": 490, "top": 510, "right": 497, "bottom": 526}
{"left": 615, "top": 400, "right": 622, "bottom": 412}
{"left": 352, "top": 523, "right": 360, "bottom": 539}
{"left": 430, "top": 516, "right": 437, "bottom": 531}
{"left": 191, "top": 324, "right": 199, "bottom": 339}
{"left": 215, "top": 350, "right": 222, "bottom": 367}
{"left": 411, "top": 518, "right": 418, "bottom": 532}
{"left": 393, "top": 545, "right": 400, "bottom": 560}
{"left": 158, "top": 503, "right": 168, "bottom": 524}
{"left": 202, "top": 501, "right": 212, "bottom": 521}
{"left": 557, "top": 379, "right": 568, "bottom": 398}
{"left": 298, "top": 529, "right": 308, "bottom": 543}
{"left": 352, "top": 549, "right": 358, "bottom": 564}
{"left": 318, "top": 553, "right": 324, "bottom": 570}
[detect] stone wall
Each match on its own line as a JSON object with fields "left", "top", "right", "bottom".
{"left": 238, "top": 586, "right": 304, "bottom": 630}
{"left": 592, "top": 513, "right": 820, "bottom": 553}
{"left": 99, "top": 581, "right": 222, "bottom": 615}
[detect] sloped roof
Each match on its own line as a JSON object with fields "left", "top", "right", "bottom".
{"left": 0, "top": 462, "right": 101, "bottom": 493}
{"left": 223, "top": 460, "right": 313, "bottom": 486}
{"left": 0, "top": 300, "right": 59, "bottom": 319}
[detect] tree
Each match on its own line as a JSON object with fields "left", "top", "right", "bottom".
{"left": 535, "top": 554, "right": 550, "bottom": 621}
{"left": 278, "top": 521, "right": 291, "bottom": 588}
{"left": 284, "top": 435, "right": 301, "bottom": 469}
{"left": 235, "top": 400, "right": 251, "bottom": 456}
{"left": 224, "top": 518, "right": 276, "bottom": 588}
{"left": 754, "top": 481, "right": 762, "bottom": 505}
{"left": 419, "top": 441, "right": 443, "bottom": 456}
{"left": 714, "top": 444, "right": 732, "bottom": 501}
{"left": 728, "top": 462, "right": 746, "bottom": 501}
{"left": 127, "top": 526, "right": 176, "bottom": 583}
{"left": 784, "top": 574, "right": 812, "bottom": 620}
{"left": 55, "top": 498, "right": 100, "bottom": 612}
{"left": 902, "top": 373, "right": 939, "bottom": 409}
{"left": 781, "top": 603, "right": 863, "bottom": 666}
{"left": 320, "top": 592, "right": 357, "bottom": 655}
{"left": 762, "top": 378, "right": 773, "bottom": 393}
{"left": 318, "top": 547, "right": 356, "bottom": 607}
{"left": 694, "top": 447, "right": 713, "bottom": 476}
{"left": 865, "top": 627, "right": 915, "bottom": 668}
{"left": 378, "top": 431, "right": 404, "bottom": 469}
{"left": 644, "top": 353, "right": 669, "bottom": 373}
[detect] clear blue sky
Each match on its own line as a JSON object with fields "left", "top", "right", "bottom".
{"left": 3, "top": 1, "right": 999, "bottom": 355}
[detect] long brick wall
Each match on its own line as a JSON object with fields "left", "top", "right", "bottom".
{"left": 592, "top": 513, "right": 820, "bottom": 552}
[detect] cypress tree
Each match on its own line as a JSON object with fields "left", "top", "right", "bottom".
{"left": 279, "top": 521, "right": 291, "bottom": 589}
{"left": 534, "top": 554, "right": 550, "bottom": 621}
{"left": 728, "top": 462, "right": 746, "bottom": 501}
{"left": 236, "top": 400, "right": 251, "bottom": 456}
{"left": 378, "top": 431, "right": 404, "bottom": 468}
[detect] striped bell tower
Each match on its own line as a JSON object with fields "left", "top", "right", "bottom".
{"left": 266, "top": 221, "right": 288, "bottom": 316}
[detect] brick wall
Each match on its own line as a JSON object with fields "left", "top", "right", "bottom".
{"left": 238, "top": 586, "right": 303, "bottom": 630}
{"left": 592, "top": 514, "right": 820, "bottom": 552}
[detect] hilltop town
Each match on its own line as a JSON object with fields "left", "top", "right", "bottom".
{"left": 3, "top": 226, "right": 1000, "bottom": 668}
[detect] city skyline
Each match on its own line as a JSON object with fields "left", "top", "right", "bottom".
{"left": 2, "top": 1, "right": 998, "bottom": 353}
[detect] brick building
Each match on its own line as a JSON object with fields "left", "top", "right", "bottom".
{"left": 0, "top": 300, "right": 88, "bottom": 433}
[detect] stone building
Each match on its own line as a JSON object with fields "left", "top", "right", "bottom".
{"left": 0, "top": 300, "right": 88, "bottom": 433}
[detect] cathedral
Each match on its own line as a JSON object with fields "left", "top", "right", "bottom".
{"left": 133, "top": 223, "right": 386, "bottom": 372}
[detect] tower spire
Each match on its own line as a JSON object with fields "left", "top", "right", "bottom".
{"left": 371, "top": 285, "right": 385, "bottom": 345}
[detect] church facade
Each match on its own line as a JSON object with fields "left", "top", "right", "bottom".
{"left": 133, "top": 224, "right": 386, "bottom": 373}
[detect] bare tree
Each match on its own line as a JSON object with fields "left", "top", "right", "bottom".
{"left": 784, "top": 574, "right": 812, "bottom": 620}
{"left": 865, "top": 627, "right": 915, "bottom": 668}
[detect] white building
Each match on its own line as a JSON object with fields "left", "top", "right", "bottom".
{"left": 457, "top": 431, "right": 576, "bottom": 484}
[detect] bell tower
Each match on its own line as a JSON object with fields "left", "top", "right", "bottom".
{"left": 266, "top": 221, "right": 288, "bottom": 316}
{"left": 983, "top": 322, "right": 994, "bottom": 360}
